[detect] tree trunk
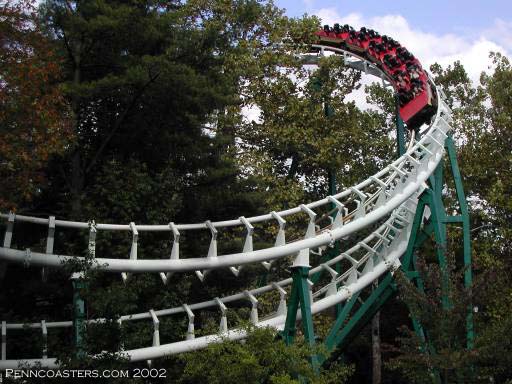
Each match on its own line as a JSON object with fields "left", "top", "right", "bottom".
{"left": 372, "top": 310, "right": 382, "bottom": 384}
{"left": 70, "top": 43, "right": 83, "bottom": 219}
{"left": 287, "top": 153, "right": 300, "bottom": 180}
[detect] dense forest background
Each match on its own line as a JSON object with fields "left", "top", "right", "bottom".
{"left": 0, "top": 0, "right": 511, "bottom": 383}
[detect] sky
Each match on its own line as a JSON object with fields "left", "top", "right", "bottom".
{"left": 275, "top": 0, "right": 512, "bottom": 84}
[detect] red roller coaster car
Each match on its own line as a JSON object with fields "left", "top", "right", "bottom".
{"left": 315, "top": 24, "right": 437, "bottom": 129}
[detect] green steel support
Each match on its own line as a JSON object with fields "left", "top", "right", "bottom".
{"left": 320, "top": 105, "right": 417, "bottom": 363}
{"left": 257, "top": 271, "right": 269, "bottom": 287}
{"left": 328, "top": 170, "right": 336, "bottom": 196}
{"left": 310, "top": 169, "right": 338, "bottom": 286}
{"left": 323, "top": 194, "right": 430, "bottom": 358}
{"left": 71, "top": 273, "right": 86, "bottom": 358}
{"left": 400, "top": 173, "right": 431, "bottom": 352}
{"left": 402, "top": 192, "right": 439, "bottom": 364}
{"left": 324, "top": 292, "right": 360, "bottom": 348}
{"left": 434, "top": 156, "right": 444, "bottom": 197}
{"left": 424, "top": 187, "right": 451, "bottom": 309}
{"left": 309, "top": 75, "right": 343, "bottom": 317}
{"left": 282, "top": 266, "right": 319, "bottom": 371}
{"left": 445, "top": 136, "right": 474, "bottom": 349}
{"left": 311, "top": 91, "right": 472, "bottom": 380}
{"left": 321, "top": 190, "right": 442, "bottom": 382}
{"left": 443, "top": 215, "right": 463, "bottom": 223}
{"left": 323, "top": 273, "right": 397, "bottom": 357}
{"left": 320, "top": 144, "right": 473, "bottom": 378}
{"left": 327, "top": 170, "right": 344, "bottom": 317}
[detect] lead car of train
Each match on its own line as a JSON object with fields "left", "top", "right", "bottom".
{"left": 315, "top": 24, "right": 438, "bottom": 129}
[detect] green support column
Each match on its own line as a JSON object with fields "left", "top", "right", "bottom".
{"left": 322, "top": 191, "right": 442, "bottom": 383}
{"left": 310, "top": 72, "right": 344, "bottom": 316}
{"left": 323, "top": 74, "right": 345, "bottom": 319}
{"left": 323, "top": 273, "right": 396, "bottom": 357}
{"left": 298, "top": 62, "right": 472, "bottom": 379}
{"left": 71, "top": 272, "right": 86, "bottom": 358}
{"left": 322, "top": 291, "right": 360, "bottom": 355}
{"left": 257, "top": 271, "right": 269, "bottom": 287}
{"left": 282, "top": 266, "right": 319, "bottom": 371}
{"left": 445, "top": 136, "right": 474, "bottom": 348}
{"left": 402, "top": 192, "right": 441, "bottom": 374}
{"left": 425, "top": 187, "right": 451, "bottom": 310}
{"left": 324, "top": 196, "right": 430, "bottom": 358}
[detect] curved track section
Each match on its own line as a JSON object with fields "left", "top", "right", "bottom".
{"left": 0, "top": 25, "right": 454, "bottom": 369}
{"left": 316, "top": 24, "right": 437, "bottom": 128}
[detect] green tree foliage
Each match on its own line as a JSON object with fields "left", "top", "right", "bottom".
{"left": 37, "top": 0, "right": 238, "bottom": 218}
{"left": 239, "top": 55, "right": 394, "bottom": 220}
{"left": 0, "top": 1, "right": 359, "bottom": 381}
{"left": 179, "top": 327, "right": 353, "bottom": 384}
{"left": 430, "top": 54, "right": 512, "bottom": 324}
{"left": 387, "top": 260, "right": 477, "bottom": 383}
{"left": 386, "top": 254, "right": 512, "bottom": 383}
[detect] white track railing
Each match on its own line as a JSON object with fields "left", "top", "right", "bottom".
{"left": 0, "top": 105, "right": 451, "bottom": 368}
{"left": 1, "top": 210, "right": 402, "bottom": 331}
{"left": 0, "top": 199, "right": 417, "bottom": 368}
{"left": 0, "top": 43, "right": 453, "bottom": 368}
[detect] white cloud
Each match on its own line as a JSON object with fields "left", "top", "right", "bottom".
{"left": 302, "top": 0, "right": 316, "bottom": 8}
{"left": 483, "top": 19, "right": 512, "bottom": 52}
{"left": 431, "top": 39, "right": 506, "bottom": 83}
{"left": 314, "top": 9, "right": 510, "bottom": 85}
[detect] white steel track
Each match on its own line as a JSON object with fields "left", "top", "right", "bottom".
{"left": 0, "top": 43, "right": 453, "bottom": 369}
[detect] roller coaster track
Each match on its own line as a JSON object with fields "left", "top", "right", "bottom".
{"left": 0, "top": 25, "right": 458, "bottom": 370}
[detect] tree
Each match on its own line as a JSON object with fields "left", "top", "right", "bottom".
{"left": 0, "top": 0, "right": 71, "bottom": 211}
{"left": 12, "top": 3, "right": 512, "bottom": 383}
{"left": 37, "top": 0, "right": 241, "bottom": 219}
{"left": 179, "top": 327, "right": 353, "bottom": 384}
{"left": 387, "top": 259, "right": 478, "bottom": 383}
{"left": 239, "top": 54, "right": 394, "bottom": 218}
{"left": 430, "top": 54, "right": 512, "bottom": 348}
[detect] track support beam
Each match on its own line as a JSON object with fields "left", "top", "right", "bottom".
{"left": 282, "top": 266, "right": 319, "bottom": 372}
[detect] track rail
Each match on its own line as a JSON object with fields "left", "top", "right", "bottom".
{"left": 0, "top": 29, "right": 454, "bottom": 368}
